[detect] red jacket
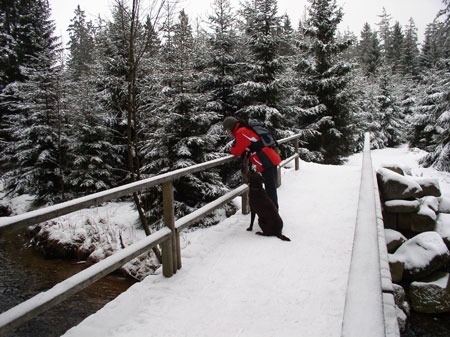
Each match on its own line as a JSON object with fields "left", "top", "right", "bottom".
{"left": 230, "top": 123, "right": 281, "bottom": 172}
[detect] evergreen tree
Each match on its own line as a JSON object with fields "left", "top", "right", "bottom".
{"left": 390, "top": 22, "right": 404, "bottom": 73}
{"left": 67, "top": 5, "right": 96, "bottom": 80}
{"left": 235, "top": 0, "right": 288, "bottom": 135}
{"left": 415, "top": 2, "right": 450, "bottom": 172}
{"left": 409, "top": 71, "right": 443, "bottom": 151}
{"left": 420, "top": 22, "right": 443, "bottom": 69}
{"left": 377, "top": 7, "right": 393, "bottom": 63}
{"left": 143, "top": 9, "right": 227, "bottom": 227}
{"left": 295, "top": 0, "right": 356, "bottom": 164}
{"left": 0, "top": 0, "right": 67, "bottom": 203}
{"left": 402, "top": 18, "right": 420, "bottom": 77}
{"left": 195, "top": 0, "right": 240, "bottom": 157}
{"left": 65, "top": 6, "right": 117, "bottom": 196}
{"left": 358, "top": 22, "right": 381, "bottom": 77}
{"left": 376, "top": 70, "right": 406, "bottom": 147}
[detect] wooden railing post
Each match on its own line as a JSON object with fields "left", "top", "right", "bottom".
{"left": 294, "top": 137, "right": 300, "bottom": 171}
{"left": 162, "top": 181, "right": 180, "bottom": 275}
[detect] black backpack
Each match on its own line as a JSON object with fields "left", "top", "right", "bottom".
{"left": 247, "top": 119, "right": 278, "bottom": 148}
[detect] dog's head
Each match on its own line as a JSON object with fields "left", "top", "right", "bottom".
{"left": 247, "top": 170, "right": 264, "bottom": 188}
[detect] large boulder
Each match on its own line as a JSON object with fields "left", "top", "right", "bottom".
{"left": 384, "top": 199, "right": 420, "bottom": 213}
{"left": 377, "top": 168, "right": 423, "bottom": 201}
{"left": 392, "top": 283, "right": 410, "bottom": 316}
{"left": 421, "top": 196, "right": 440, "bottom": 212}
{"left": 413, "top": 178, "right": 441, "bottom": 197}
{"left": 392, "top": 283, "right": 409, "bottom": 331}
{"left": 409, "top": 272, "right": 450, "bottom": 313}
{"left": 381, "top": 164, "right": 412, "bottom": 176}
{"left": 385, "top": 228, "right": 407, "bottom": 253}
{"left": 439, "top": 197, "right": 450, "bottom": 213}
{"left": 389, "top": 254, "right": 405, "bottom": 283}
{"left": 397, "top": 204, "right": 437, "bottom": 233}
{"left": 392, "top": 232, "right": 450, "bottom": 281}
{"left": 436, "top": 213, "right": 450, "bottom": 250}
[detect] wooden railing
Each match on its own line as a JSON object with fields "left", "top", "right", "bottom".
{"left": 340, "top": 133, "right": 400, "bottom": 337}
{"left": 0, "top": 134, "right": 301, "bottom": 335}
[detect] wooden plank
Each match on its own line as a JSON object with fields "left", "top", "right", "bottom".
{"left": 0, "top": 228, "right": 171, "bottom": 335}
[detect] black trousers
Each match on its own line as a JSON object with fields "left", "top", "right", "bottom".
{"left": 262, "top": 165, "right": 278, "bottom": 209}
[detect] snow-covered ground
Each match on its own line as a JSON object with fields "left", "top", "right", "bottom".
{"left": 2, "top": 145, "right": 449, "bottom": 336}
{"left": 61, "top": 145, "right": 449, "bottom": 337}
{"left": 61, "top": 160, "right": 361, "bottom": 337}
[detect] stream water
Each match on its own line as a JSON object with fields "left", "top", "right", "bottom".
{"left": 0, "top": 229, "right": 136, "bottom": 337}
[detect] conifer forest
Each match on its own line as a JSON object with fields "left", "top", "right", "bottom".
{"left": 1, "top": 0, "right": 449, "bottom": 227}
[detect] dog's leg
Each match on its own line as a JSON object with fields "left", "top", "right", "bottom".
{"left": 247, "top": 211, "right": 256, "bottom": 231}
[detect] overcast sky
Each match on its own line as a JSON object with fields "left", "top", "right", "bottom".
{"left": 49, "top": 0, "right": 444, "bottom": 46}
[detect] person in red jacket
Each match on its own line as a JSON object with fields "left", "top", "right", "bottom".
{"left": 223, "top": 116, "right": 281, "bottom": 209}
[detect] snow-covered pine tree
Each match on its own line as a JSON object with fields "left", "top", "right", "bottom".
{"left": 377, "top": 8, "right": 393, "bottom": 64}
{"left": 295, "top": 0, "right": 356, "bottom": 164}
{"left": 193, "top": 0, "right": 243, "bottom": 186}
{"left": 142, "top": 9, "right": 227, "bottom": 228}
{"left": 420, "top": 22, "right": 444, "bottom": 69}
{"left": 234, "top": 0, "right": 289, "bottom": 136}
{"left": 0, "top": 0, "right": 56, "bottom": 164}
{"left": 415, "top": 2, "right": 450, "bottom": 172}
{"left": 357, "top": 23, "right": 381, "bottom": 77}
{"left": 199, "top": 0, "right": 239, "bottom": 121}
{"left": 0, "top": 0, "right": 68, "bottom": 203}
{"left": 402, "top": 18, "right": 420, "bottom": 78}
{"left": 65, "top": 6, "right": 118, "bottom": 197}
{"left": 390, "top": 22, "right": 404, "bottom": 73}
{"left": 94, "top": 2, "right": 137, "bottom": 186}
{"left": 376, "top": 69, "right": 406, "bottom": 147}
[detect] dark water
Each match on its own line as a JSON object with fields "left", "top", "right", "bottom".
{"left": 402, "top": 312, "right": 450, "bottom": 337}
{"left": 0, "top": 229, "right": 136, "bottom": 337}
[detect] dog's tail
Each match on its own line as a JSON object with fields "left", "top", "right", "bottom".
{"left": 277, "top": 234, "right": 291, "bottom": 242}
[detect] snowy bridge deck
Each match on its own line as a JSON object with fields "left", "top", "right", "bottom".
{"left": 62, "top": 146, "right": 399, "bottom": 337}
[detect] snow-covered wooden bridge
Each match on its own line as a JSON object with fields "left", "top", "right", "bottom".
{"left": 0, "top": 134, "right": 400, "bottom": 337}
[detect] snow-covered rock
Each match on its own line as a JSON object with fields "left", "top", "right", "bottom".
{"left": 413, "top": 178, "right": 441, "bottom": 197}
{"left": 377, "top": 168, "right": 423, "bottom": 201}
{"left": 381, "top": 164, "right": 412, "bottom": 176}
{"left": 398, "top": 204, "right": 437, "bottom": 233}
{"left": 385, "top": 228, "right": 407, "bottom": 253}
{"left": 392, "top": 283, "right": 409, "bottom": 331}
{"left": 392, "top": 232, "right": 450, "bottom": 281}
{"left": 438, "top": 197, "right": 450, "bottom": 213}
{"left": 421, "top": 196, "right": 440, "bottom": 212}
{"left": 389, "top": 254, "right": 404, "bottom": 283}
{"left": 384, "top": 199, "right": 420, "bottom": 213}
{"left": 436, "top": 213, "right": 450, "bottom": 249}
{"left": 409, "top": 272, "right": 450, "bottom": 313}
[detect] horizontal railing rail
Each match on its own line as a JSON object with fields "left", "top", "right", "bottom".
{"left": 0, "top": 133, "right": 302, "bottom": 335}
{"left": 340, "top": 133, "right": 400, "bottom": 337}
{"left": 0, "top": 155, "right": 237, "bottom": 234}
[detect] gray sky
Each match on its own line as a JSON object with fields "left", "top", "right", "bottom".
{"left": 49, "top": 0, "right": 444, "bottom": 46}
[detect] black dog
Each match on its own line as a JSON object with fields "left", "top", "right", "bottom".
{"left": 246, "top": 171, "right": 290, "bottom": 241}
